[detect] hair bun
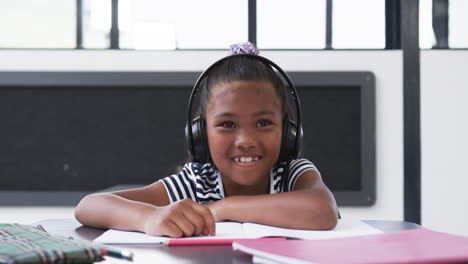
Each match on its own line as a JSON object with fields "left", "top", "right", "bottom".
{"left": 229, "top": 42, "right": 259, "bottom": 55}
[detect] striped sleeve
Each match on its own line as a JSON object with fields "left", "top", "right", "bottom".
{"left": 287, "top": 158, "right": 318, "bottom": 191}
{"left": 160, "top": 163, "right": 198, "bottom": 203}
{"left": 195, "top": 167, "right": 223, "bottom": 203}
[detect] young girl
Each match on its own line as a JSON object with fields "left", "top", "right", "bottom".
{"left": 75, "top": 42, "right": 338, "bottom": 238}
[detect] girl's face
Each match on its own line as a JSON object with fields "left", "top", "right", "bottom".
{"left": 205, "top": 80, "right": 283, "bottom": 195}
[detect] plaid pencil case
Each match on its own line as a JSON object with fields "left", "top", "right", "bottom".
{"left": 0, "top": 223, "right": 104, "bottom": 264}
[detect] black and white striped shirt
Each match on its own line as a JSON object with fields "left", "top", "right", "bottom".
{"left": 160, "top": 158, "right": 317, "bottom": 204}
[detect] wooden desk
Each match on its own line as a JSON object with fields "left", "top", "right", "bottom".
{"left": 33, "top": 219, "right": 420, "bottom": 264}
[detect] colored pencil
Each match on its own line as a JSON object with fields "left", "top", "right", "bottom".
{"left": 101, "top": 247, "right": 134, "bottom": 261}
{"left": 164, "top": 237, "right": 287, "bottom": 246}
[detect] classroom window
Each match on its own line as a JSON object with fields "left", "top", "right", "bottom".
{"left": 449, "top": 0, "right": 468, "bottom": 48}
{"left": 118, "top": 0, "right": 248, "bottom": 50}
{"left": 257, "top": 0, "right": 326, "bottom": 49}
{"left": 332, "top": 0, "right": 385, "bottom": 49}
{"left": 82, "top": 0, "right": 112, "bottom": 49}
{"left": 419, "top": 0, "right": 436, "bottom": 49}
{"left": 419, "top": 0, "right": 468, "bottom": 49}
{"left": 0, "top": 0, "right": 76, "bottom": 49}
{"left": 1, "top": 0, "right": 466, "bottom": 50}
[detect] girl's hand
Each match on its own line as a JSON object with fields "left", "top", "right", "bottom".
{"left": 142, "top": 199, "right": 216, "bottom": 238}
{"left": 204, "top": 200, "right": 225, "bottom": 222}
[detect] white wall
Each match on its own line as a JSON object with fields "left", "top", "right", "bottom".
{"left": 421, "top": 50, "right": 468, "bottom": 236}
{"left": 0, "top": 50, "right": 404, "bottom": 223}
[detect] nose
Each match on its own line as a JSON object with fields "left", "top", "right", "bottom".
{"left": 234, "top": 128, "right": 257, "bottom": 150}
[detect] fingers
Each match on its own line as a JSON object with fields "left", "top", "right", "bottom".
{"left": 171, "top": 215, "right": 197, "bottom": 237}
{"left": 160, "top": 219, "right": 183, "bottom": 238}
{"left": 181, "top": 207, "right": 206, "bottom": 235}
{"left": 161, "top": 199, "right": 215, "bottom": 237}
{"left": 190, "top": 203, "right": 216, "bottom": 235}
{"left": 155, "top": 211, "right": 196, "bottom": 238}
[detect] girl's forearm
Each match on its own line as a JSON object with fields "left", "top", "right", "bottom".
{"left": 213, "top": 191, "right": 338, "bottom": 230}
{"left": 74, "top": 193, "right": 156, "bottom": 232}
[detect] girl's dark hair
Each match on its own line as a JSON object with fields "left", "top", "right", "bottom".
{"left": 198, "top": 55, "right": 288, "bottom": 116}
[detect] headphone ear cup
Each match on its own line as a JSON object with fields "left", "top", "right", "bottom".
{"left": 185, "top": 122, "right": 194, "bottom": 158}
{"left": 279, "top": 116, "right": 300, "bottom": 162}
{"left": 296, "top": 125, "right": 303, "bottom": 157}
{"left": 187, "top": 116, "right": 210, "bottom": 163}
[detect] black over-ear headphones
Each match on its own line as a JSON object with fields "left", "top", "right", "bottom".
{"left": 185, "top": 54, "right": 303, "bottom": 164}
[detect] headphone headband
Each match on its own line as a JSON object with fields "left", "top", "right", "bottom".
{"left": 186, "top": 54, "right": 302, "bottom": 163}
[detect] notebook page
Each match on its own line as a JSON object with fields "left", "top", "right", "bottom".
{"left": 94, "top": 221, "right": 246, "bottom": 244}
{"left": 243, "top": 218, "right": 382, "bottom": 239}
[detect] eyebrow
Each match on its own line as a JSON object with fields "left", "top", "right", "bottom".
{"left": 214, "top": 110, "right": 276, "bottom": 119}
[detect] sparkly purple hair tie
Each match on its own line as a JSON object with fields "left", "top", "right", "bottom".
{"left": 229, "top": 42, "right": 259, "bottom": 55}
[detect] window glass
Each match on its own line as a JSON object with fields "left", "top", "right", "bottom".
{"left": 82, "top": 0, "right": 111, "bottom": 49}
{"left": 449, "top": 0, "right": 468, "bottom": 48}
{"left": 257, "top": 0, "right": 326, "bottom": 49}
{"left": 0, "top": 0, "right": 75, "bottom": 49}
{"left": 332, "top": 0, "right": 385, "bottom": 49}
{"left": 119, "top": 0, "right": 248, "bottom": 50}
{"left": 419, "top": 0, "right": 436, "bottom": 49}
{"left": 4, "top": 0, "right": 461, "bottom": 51}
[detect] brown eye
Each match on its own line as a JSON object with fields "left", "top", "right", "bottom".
{"left": 221, "top": 121, "right": 235, "bottom": 128}
{"left": 257, "top": 120, "right": 272, "bottom": 127}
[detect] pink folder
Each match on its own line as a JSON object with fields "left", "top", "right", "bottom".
{"left": 233, "top": 228, "right": 468, "bottom": 264}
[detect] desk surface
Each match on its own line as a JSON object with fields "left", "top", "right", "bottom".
{"left": 33, "top": 219, "right": 420, "bottom": 264}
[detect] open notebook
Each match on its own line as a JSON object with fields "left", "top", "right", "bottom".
{"left": 93, "top": 219, "right": 382, "bottom": 244}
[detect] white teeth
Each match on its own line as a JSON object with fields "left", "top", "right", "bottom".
{"left": 234, "top": 157, "right": 259, "bottom": 162}
{"left": 241, "top": 157, "right": 251, "bottom": 162}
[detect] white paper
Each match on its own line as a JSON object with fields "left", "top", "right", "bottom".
{"left": 243, "top": 219, "right": 382, "bottom": 240}
{"left": 94, "top": 229, "right": 167, "bottom": 244}
{"left": 94, "top": 222, "right": 247, "bottom": 244}
{"left": 94, "top": 219, "right": 382, "bottom": 244}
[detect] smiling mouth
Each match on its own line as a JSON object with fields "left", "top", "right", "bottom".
{"left": 233, "top": 156, "right": 260, "bottom": 162}
{"left": 232, "top": 156, "right": 262, "bottom": 167}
